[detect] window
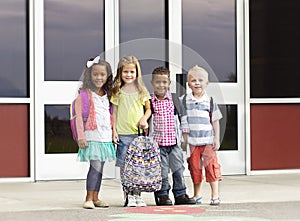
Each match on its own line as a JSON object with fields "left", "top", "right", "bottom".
{"left": 250, "top": 1, "right": 300, "bottom": 98}
{"left": 45, "top": 105, "right": 77, "bottom": 153}
{"left": 119, "top": 0, "right": 167, "bottom": 90}
{"left": 182, "top": 0, "right": 236, "bottom": 82}
{"left": 0, "top": 0, "right": 28, "bottom": 97}
{"left": 44, "top": 0, "right": 105, "bottom": 81}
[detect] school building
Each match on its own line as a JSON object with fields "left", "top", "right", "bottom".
{"left": 0, "top": 0, "right": 299, "bottom": 182}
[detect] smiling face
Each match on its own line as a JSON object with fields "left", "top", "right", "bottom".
{"left": 151, "top": 74, "right": 171, "bottom": 99}
{"left": 188, "top": 70, "right": 209, "bottom": 97}
{"left": 91, "top": 64, "right": 108, "bottom": 90}
{"left": 121, "top": 63, "right": 137, "bottom": 85}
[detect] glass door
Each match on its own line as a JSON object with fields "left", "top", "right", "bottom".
{"left": 34, "top": 0, "right": 115, "bottom": 180}
{"left": 35, "top": 0, "right": 246, "bottom": 180}
{"left": 181, "top": 0, "right": 245, "bottom": 174}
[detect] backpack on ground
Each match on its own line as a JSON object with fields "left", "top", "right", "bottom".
{"left": 122, "top": 131, "right": 162, "bottom": 193}
{"left": 70, "top": 89, "right": 90, "bottom": 141}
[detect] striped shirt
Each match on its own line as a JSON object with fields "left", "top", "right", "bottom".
{"left": 151, "top": 91, "right": 177, "bottom": 146}
{"left": 180, "top": 92, "right": 222, "bottom": 146}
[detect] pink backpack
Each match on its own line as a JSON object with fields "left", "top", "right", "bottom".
{"left": 70, "top": 89, "right": 90, "bottom": 141}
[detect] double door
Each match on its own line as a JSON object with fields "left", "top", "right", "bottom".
{"left": 34, "top": 0, "right": 246, "bottom": 180}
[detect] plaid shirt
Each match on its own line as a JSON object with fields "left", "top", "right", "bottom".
{"left": 151, "top": 91, "right": 177, "bottom": 146}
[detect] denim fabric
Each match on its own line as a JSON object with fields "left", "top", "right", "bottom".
{"left": 86, "top": 160, "right": 104, "bottom": 191}
{"left": 155, "top": 145, "right": 187, "bottom": 198}
{"left": 115, "top": 134, "right": 138, "bottom": 167}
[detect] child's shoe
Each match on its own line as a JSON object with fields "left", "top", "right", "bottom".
{"left": 83, "top": 200, "right": 95, "bottom": 209}
{"left": 174, "top": 194, "right": 196, "bottom": 205}
{"left": 194, "top": 196, "right": 203, "bottom": 204}
{"left": 154, "top": 195, "right": 173, "bottom": 206}
{"left": 210, "top": 197, "right": 220, "bottom": 206}
{"left": 93, "top": 200, "right": 109, "bottom": 208}
{"left": 127, "top": 194, "right": 137, "bottom": 207}
{"left": 135, "top": 195, "right": 147, "bottom": 207}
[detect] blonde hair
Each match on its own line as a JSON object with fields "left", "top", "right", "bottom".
{"left": 112, "top": 55, "right": 149, "bottom": 101}
{"left": 188, "top": 65, "right": 209, "bottom": 81}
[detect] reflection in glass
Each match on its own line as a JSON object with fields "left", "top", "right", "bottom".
{"left": 250, "top": 1, "right": 300, "bottom": 98}
{"left": 182, "top": 0, "right": 236, "bottom": 82}
{"left": 0, "top": 0, "right": 27, "bottom": 97}
{"left": 219, "top": 105, "right": 237, "bottom": 151}
{"left": 44, "top": 0, "right": 104, "bottom": 81}
{"left": 119, "top": 0, "right": 167, "bottom": 80}
{"left": 45, "top": 105, "right": 78, "bottom": 153}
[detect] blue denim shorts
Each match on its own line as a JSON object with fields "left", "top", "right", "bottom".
{"left": 115, "top": 134, "right": 137, "bottom": 167}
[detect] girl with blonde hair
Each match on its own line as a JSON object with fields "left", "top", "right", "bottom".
{"left": 111, "top": 55, "right": 151, "bottom": 207}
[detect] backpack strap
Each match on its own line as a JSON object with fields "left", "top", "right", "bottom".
{"left": 209, "top": 97, "right": 213, "bottom": 124}
{"left": 182, "top": 94, "right": 187, "bottom": 110}
{"left": 148, "top": 94, "right": 182, "bottom": 122}
{"left": 79, "top": 89, "right": 90, "bottom": 125}
{"left": 171, "top": 93, "right": 181, "bottom": 123}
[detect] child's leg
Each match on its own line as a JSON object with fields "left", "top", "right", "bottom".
{"left": 86, "top": 191, "right": 94, "bottom": 201}
{"left": 187, "top": 145, "right": 204, "bottom": 199}
{"left": 193, "top": 182, "right": 203, "bottom": 199}
{"left": 84, "top": 160, "right": 105, "bottom": 209}
{"left": 202, "top": 145, "right": 222, "bottom": 205}
{"left": 86, "top": 160, "right": 108, "bottom": 204}
{"left": 209, "top": 181, "right": 219, "bottom": 199}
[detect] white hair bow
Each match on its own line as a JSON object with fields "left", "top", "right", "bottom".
{"left": 86, "top": 56, "right": 100, "bottom": 68}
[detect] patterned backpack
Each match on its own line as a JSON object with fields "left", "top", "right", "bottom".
{"left": 69, "top": 89, "right": 90, "bottom": 141}
{"left": 122, "top": 134, "right": 162, "bottom": 193}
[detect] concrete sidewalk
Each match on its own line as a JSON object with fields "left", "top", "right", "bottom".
{"left": 0, "top": 174, "right": 299, "bottom": 212}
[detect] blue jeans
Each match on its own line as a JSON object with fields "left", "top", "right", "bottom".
{"left": 115, "top": 134, "right": 138, "bottom": 167}
{"left": 155, "top": 145, "right": 187, "bottom": 198}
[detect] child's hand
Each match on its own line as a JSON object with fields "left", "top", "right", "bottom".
{"left": 212, "top": 137, "right": 220, "bottom": 151}
{"left": 78, "top": 139, "right": 88, "bottom": 149}
{"left": 181, "top": 140, "right": 188, "bottom": 151}
{"left": 138, "top": 117, "right": 148, "bottom": 129}
{"left": 113, "top": 130, "right": 119, "bottom": 144}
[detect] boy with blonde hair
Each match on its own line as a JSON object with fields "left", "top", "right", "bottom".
{"left": 181, "top": 65, "right": 222, "bottom": 205}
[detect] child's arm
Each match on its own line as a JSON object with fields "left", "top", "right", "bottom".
{"left": 112, "top": 104, "right": 119, "bottom": 144}
{"left": 182, "top": 133, "right": 188, "bottom": 151}
{"left": 212, "top": 120, "right": 220, "bottom": 151}
{"left": 179, "top": 95, "right": 189, "bottom": 151}
{"left": 75, "top": 95, "right": 88, "bottom": 148}
{"left": 138, "top": 100, "right": 151, "bottom": 129}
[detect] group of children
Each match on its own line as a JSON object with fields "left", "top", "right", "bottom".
{"left": 73, "top": 55, "right": 222, "bottom": 209}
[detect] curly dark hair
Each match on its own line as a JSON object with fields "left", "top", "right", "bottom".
{"left": 151, "top": 66, "right": 170, "bottom": 79}
{"left": 81, "top": 59, "right": 113, "bottom": 99}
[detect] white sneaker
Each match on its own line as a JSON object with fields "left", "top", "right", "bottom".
{"left": 127, "top": 194, "right": 137, "bottom": 207}
{"left": 135, "top": 195, "right": 147, "bottom": 207}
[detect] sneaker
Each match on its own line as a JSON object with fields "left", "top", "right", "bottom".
{"left": 174, "top": 194, "right": 196, "bottom": 205}
{"left": 135, "top": 195, "right": 147, "bottom": 207}
{"left": 93, "top": 200, "right": 109, "bottom": 208}
{"left": 83, "top": 200, "right": 95, "bottom": 209}
{"left": 127, "top": 194, "right": 137, "bottom": 207}
{"left": 154, "top": 195, "right": 173, "bottom": 206}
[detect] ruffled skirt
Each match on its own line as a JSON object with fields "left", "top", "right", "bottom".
{"left": 77, "top": 141, "right": 116, "bottom": 162}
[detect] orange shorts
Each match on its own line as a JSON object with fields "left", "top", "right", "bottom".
{"left": 187, "top": 144, "right": 222, "bottom": 183}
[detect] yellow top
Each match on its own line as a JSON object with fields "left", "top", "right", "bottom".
{"left": 111, "top": 89, "right": 150, "bottom": 135}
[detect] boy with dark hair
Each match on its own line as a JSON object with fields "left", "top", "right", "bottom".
{"left": 149, "top": 66, "right": 195, "bottom": 206}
